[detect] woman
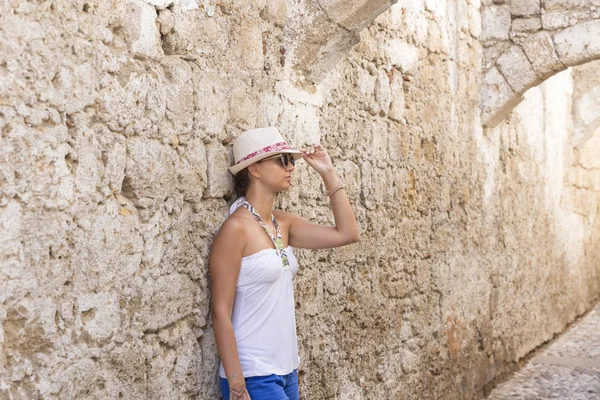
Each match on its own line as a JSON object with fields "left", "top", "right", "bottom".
{"left": 210, "top": 127, "right": 359, "bottom": 400}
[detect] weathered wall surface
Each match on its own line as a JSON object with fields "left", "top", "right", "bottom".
{"left": 0, "top": 0, "right": 598, "bottom": 399}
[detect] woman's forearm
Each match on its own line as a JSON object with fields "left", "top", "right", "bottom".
{"left": 321, "top": 169, "right": 359, "bottom": 242}
{"left": 212, "top": 314, "right": 245, "bottom": 388}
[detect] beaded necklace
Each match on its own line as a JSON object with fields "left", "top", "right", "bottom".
{"left": 242, "top": 200, "right": 290, "bottom": 270}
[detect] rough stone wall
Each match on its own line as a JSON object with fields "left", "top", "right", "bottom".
{"left": 0, "top": 1, "right": 598, "bottom": 400}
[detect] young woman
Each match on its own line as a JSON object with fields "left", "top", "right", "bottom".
{"left": 210, "top": 127, "right": 359, "bottom": 400}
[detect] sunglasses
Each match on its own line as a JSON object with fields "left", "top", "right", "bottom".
{"left": 259, "top": 153, "right": 296, "bottom": 168}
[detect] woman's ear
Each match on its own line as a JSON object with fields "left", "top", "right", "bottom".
{"left": 248, "top": 163, "right": 260, "bottom": 179}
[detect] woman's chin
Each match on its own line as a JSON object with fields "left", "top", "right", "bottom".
{"left": 279, "top": 181, "right": 292, "bottom": 191}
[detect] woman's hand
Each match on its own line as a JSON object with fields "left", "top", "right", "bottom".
{"left": 229, "top": 374, "right": 251, "bottom": 400}
{"left": 301, "top": 143, "right": 334, "bottom": 176}
{"left": 229, "top": 386, "right": 251, "bottom": 400}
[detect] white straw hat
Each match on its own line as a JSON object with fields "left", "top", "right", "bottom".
{"left": 229, "top": 127, "right": 303, "bottom": 175}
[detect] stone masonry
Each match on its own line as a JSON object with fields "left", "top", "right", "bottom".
{"left": 480, "top": 0, "right": 600, "bottom": 127}
{"left": 0, "top": 0, "right": 599, "bottom": 399}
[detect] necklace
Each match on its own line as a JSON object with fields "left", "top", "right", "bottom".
{"left": 242, "top": 200, "right": 291, "bottom": 270}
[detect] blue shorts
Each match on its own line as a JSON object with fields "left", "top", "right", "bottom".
{"left": 220, "top": 370, "right": 299, "bottom": 400}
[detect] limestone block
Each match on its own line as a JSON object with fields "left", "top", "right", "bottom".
{"left": 256, "top": 93, "right": 284, "bottom": 128}
{"left": 2, "top": 298, "right": 56, "bottom": 363}
{"left": 543, "top": 0, "right": 600, "bottom": 13}
{"left": 553, "top": 20, "right": 600, "bottom": 66}
{"left": 569, "top": 167, "right": 600, "bottom": 191}
{"left": 44, "top": 63, "right": 97, "bottom": 114}
{"left": 47, "top": 359, "right": 109, "bottom": 399}
{"left": 259, "top": 0, "right": 287, "bottom": 27}
{"left": 574, "top": 84, "right": 600, "bottom": 135}
{"left": 388, "top": 72, "right": 405, "bottom": 122}
{"left": 296, "top": 22, "right": 360, "bottom": 83}
{"left": 0, "top": 201, "right": 22, "bottom": 258}
{"left": 522, "top": 31, "right": 565, "bottom": 79}
{"left": 511, "top": 18, "right": 542, "bottom": 35}
{"left": 481, "top": 5, "right": 511, "bottom": 42}
{"left": 140, "top": 211, "right": 166, "bottom": 272}
{"left": 99, "top": 73, "right": 158, "bottom": 134}
{"left": 177, "top": 138, "right": 208, "bottom": 202}
{"left": 73, "top": 198, "right": 143, "bottom": 290}
{"left": 145, "top": 324, "right": 206, "bottom": 397}
{"left": 384, "top": 39, "right": 420, "bottom": 74}
{"left": 481, "top": 67, "right": 520, "bottom": 127}
{"left": 123, "top": 138, "right": 178, "bottom": 209}
{"left": 458, "top": 0, "right": 471, "bottom": 36}
{"left": 483, "top": 41, "right": 511, "bottom": 69}
{"left": 373, "top": 69, "right": 391, "bottom": 115}
{"left": 360, "top": 161, "right": 389, "bottom": 210}
{"left": 425, "top": 0, "right": 447, "bottom": 19}
{"left": 0, "top": 105, "right": 16, "bottom": 131}
{"left": 384, "top": 1, "right": 428, "bottom": 44}
{"left": 160, "top": 58, "right": 194, "bottom": 135}
{"left": 124, "top": 0, "right": 163, "bottom": 60}
{"left": 206, "top": 143, "right": 232, "bottom": 198}
{"left": 356, "top": 66, "right": 377, "bottom": 98}
{"left": 278, "top": 101, "right": 321, "bottom": 146}
{"left": 496, "top": 45, "right": 541, "bottom": 93}
{"left": 231, "top": 17, "right": 264, "bottom": 70}
{"left": 103, "top": 341, "right": 148, "bottom": 398}
{"left": 194, "top": 72, "right": 228, "bottom": 138}
{"left": 469, "top": 5, "right": 482, "bottom": 38}
{"left": 160, "top": 9, "right": 221, "bottom": 55}
{"left": 71, "top": 129, "right": 103, "bottom": 197}
{"left": 140, "top": 273, "right": 199, "bottom": 331}
{"left": 562, "top": 186, "right": 598, "bottom": 217}
{"left": 77, "top": 292, "right": 121, "bottom": 341}
{"left": 157, "top": 9, "right": 175, "bottom": 35}
{"left": 511, "top": 0, "right": 540, "bottom": 17}
{"left": 427, "top": 18, "right": 450, "bottom": 55}
{"left": 578, "top": 127, "right": 600, "bottom": 169}
{"left": 541, "top": 11, "right": 570, "bottom": 30}
{"left": 229, "top": 86, "right": 258, "bottom": 130}
{"left": 317, "top": 0, "right": 397, "bottom": 31}
{"left": 335, "top": 159, "right": 361, "bottom": 200}
{"left": 103, "top": 141, "right": 127, "bottom": 192}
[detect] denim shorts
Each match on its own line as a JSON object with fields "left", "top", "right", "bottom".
{"left": 220, "top": 370, "right": 299, "bottom": 400}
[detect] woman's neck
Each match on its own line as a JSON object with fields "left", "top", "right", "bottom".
{"left": 244, "top": 188, "right": 276, "bottom": 222}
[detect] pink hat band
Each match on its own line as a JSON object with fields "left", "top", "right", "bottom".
{"left": 235, "top": 142, "right": 293, "bottom": 165}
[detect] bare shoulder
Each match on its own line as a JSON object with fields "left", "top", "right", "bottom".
{"left": 212, "top": 212, "right": 248, "bottom": 249}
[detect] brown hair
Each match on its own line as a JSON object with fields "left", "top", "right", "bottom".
{"left": 233, "top": 168, "right": 251, "bottom": 198}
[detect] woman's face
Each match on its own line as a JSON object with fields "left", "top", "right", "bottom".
{"left": 255, "top": 153, "right": 296, "bottom": 191}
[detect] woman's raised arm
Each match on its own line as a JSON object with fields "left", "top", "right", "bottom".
{"left": 284, "top": 145, "right": 359, "bottom": 249}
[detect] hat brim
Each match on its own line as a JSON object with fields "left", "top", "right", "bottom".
{"left": 229, "top": 150, "right": 303, "bottom": 175}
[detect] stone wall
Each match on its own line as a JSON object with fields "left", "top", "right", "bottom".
{"left": 480, "top": 0, "right": 600, "bottom": 126}
{"left": 0, "top": 0, "right": 598, "bottom": 399}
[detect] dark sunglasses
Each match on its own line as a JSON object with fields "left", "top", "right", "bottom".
{"left": 260, "top": 153, "right": 296, "bottom": 168}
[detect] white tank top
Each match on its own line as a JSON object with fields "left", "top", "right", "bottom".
{"left": 219, "top": 246, "right": 300, "bottom": 378}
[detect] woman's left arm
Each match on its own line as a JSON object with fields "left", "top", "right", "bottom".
{"left": 285, "top": 144, "right": 359, "bottom": 249}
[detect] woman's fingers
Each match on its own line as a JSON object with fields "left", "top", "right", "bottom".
{"left": 302, "top": 143, "right": 324, "bottom": 155}
{"left": 230, "top": 387, "right": 249, "bottom": 400}
{"left": 302, "top": 143, "right": 325, "bottom": 156}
